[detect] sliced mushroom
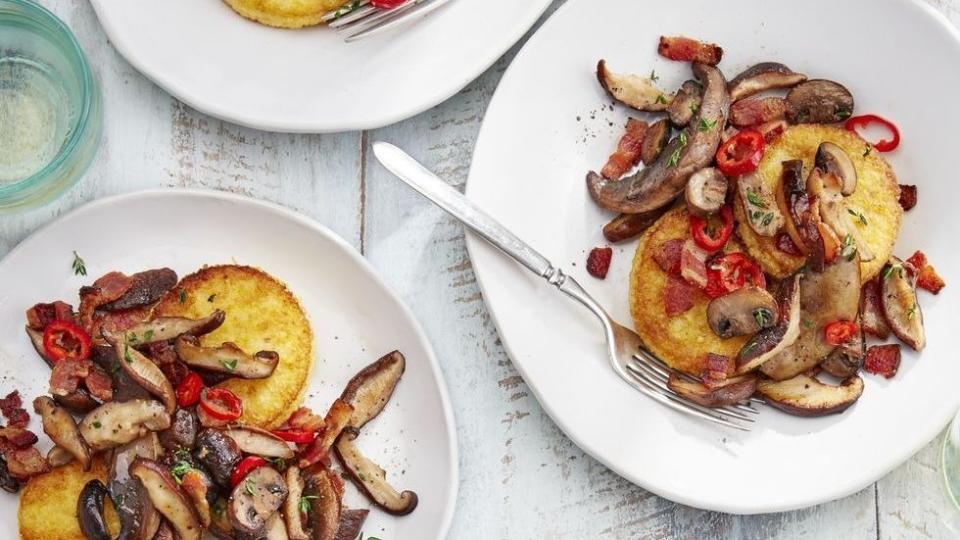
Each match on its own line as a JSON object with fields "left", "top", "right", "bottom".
{"left": 175, "top": 335, "right": 279, "bottom": 379}
{"left": 260, "top": 512, "right": 289, "bottom": 540}
{"left": 775, "top": 159, "right": 828, "bottom": 269}
{"left": 757, "top": 374, "right": 864, "bottom": 417}
{"left": 227, "top": 464, "right": 288, "bottom": 535}
{"left": 298, "top": 399, "right": 354, "bottom": 469}
{"left": 815, "top": 142, "right": 857, "bottom": 195}
{"left": 860, "top": 278, "right": 891, "bottom": 338}
{"left": 728, "top": 62, "right": 807, "bottom": 101}
{"left": 89, "top": 344, "right": 152, "bottom": 403}
{"left": 303, "top": 465, "right": 342, "bottom": 540}
{"left": 223, "top": 426, "right": 295, "bottom": 459}
{"left": 332, "top": 509, "right": 370, "bottom": 540}
{"left": 820, "top": 327, "right": 865, "bottom": 378}
{"left": 738, "top": 171, "right": 784, "bottom": 236}
{"left": 158, "top": 408, "right": 199, "bottom": 453}
{"left": 0, "top": 456, "right": 19, "bottom": 493}
{"left": 153, "top": 521, "right": 176, "bottom": 540}
{"left": 786, "top": 80, "right": 855, "bottom": 124}
{"left": 707, "top": 285, "right": 779, "bottom": 339}
{"left": 341, "top": 350, "right": 406, "bottom": 429}
{"left": 807, "top": 167, "right": 875, "bottom": 262}
{"left": 640, "top": 118, "right": 672, "bottom": 165}
{"left": 194, "top": 429, "right": 243, "bottom": 489}
{"left": 335, "top": 428, "right": 418, "bottom": 515}
{"left": 46, "top": 445, "right": 75, "bottom": 468}
{"left": 99, "top": 268, "right": 178, "bottom": 311}
{"left": 735, "top": 275, "right": 803, "bottom": 373}
{"left": 109, "top": 433, "right": 162, "bottom": 540}
{"left": 666, "top": 80, "right": 702, "bottom": 127}
{"left": 122, "top": 310, "right": 225, "bottom": 346}
{"left": 78, "top": 479, "right": 111, "bottom": 540}
{"left": 25, "top": 326, "right": 54, "bottom": 368}
{"left": 729, "top": 97, "right": 787, "bottom": 128}
{"left": 602, "top": 206, "right": 668, "bottom": 243}
{"left": 666, "top": 374, "right": 757, "bottom": 408}
{"left": 596, "top": 59, "right": 671, "bottom": 112}
{"left": 180, "top": 468, "right": 214, "bottom": 528}
{"left": 79, "top": 399, "right": 171, "bottom": 451}
{"left": 105, "top": 334, "right": 176, "bottom": 413}
{"left": 32, "top": 396, "right": 90, "bottom": 470}
{"left": 130, "top": 458, "right": 203, "bottom": 540}
{"left": 587, "top": 63, "right": 730, "bottom": 214}
{"left": 282, "top": 466, "right": 310, "bottom": 540}
{"left": 760, "top": 255, "right": 862, "bottom": 380}
{"left": 684, "top": 167, "right": 728, "bottom": 218}
{"left": 880, "top": 257, "right": 926, "bottom": 350}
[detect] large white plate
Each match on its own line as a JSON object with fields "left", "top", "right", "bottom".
{"left": 88, "top": 0, "right": 552, "bottom": 133}
{"left": 465, "top": 0, "right": 960, "bottom": 514}
{"left": 0, "top": 190, "right": 457, "bottom": 537}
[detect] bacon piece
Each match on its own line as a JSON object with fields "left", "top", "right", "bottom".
{"left": 146, "top": 340, "right": 179, "bottom": 365}
{"left": 49, "top": 359, "right": 93, "bottom": 397}
{"left": 700, "top": 353, "right": 731, "bottom": 389}
{"left": 601, "top": 119, "right": 647, "bottom": 180}
{"left": 898, "top": 184, "right": 917, "bottom": 211}
{"left": 1, "top": 446, "right": 48, "bottom": 479}
{"left": 906, "top": 250, "right": 945, "bottom": 294}
{"left": 680, "top": 239, "right": 710, "bottom": 288}
{"left": 160, "top": 360, "right": 190, "bottom": 387}
{"left": 91, "top": 306, "right": 152, "bottom": 340}
{"left": 864, "top": 344, "right": 901, "bottom": 379}
{"left": 286, "top": 407, "right": 325, "bottom": 433}
{"left": 758, "top": 119, "right": 788, "bottom": 144}
{"left": 0, "top": 428, "right": 38, "bottom": 449}
{"left": 658, "top": 36, "right": 723, "bottom": 65}
{"left": 860, "top": 278, "right": 891, "bottom": 339}
{"left": 25, "top": 301, "right": 75, "bottom": 331}
{"left": 84, "top": 364, "right": 114, "bottom": 402}
{"left": 653, "top": 239, "right": 683, "bottom": 275}
{"left": 586, "top": 247, "right": 613, "bottom": 279}
{"left": 78, "top": 271, "right": 135, "bottom": 331}
{"left": 664, "top": 274, "right": 696, "bottom": 317}
{"left": 729, "top": 97, "right": 786, "bottom": 128}
{"left": 775, "top": 232, "right": 803, "bottom": 256}
{"left": 0, "top": 391, "right": 29, "bottom": 429}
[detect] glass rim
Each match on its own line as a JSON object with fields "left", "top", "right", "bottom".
{"left": 0, "top": 0, "right": 97, "bottom": 198}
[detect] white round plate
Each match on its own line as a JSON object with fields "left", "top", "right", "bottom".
{"left": 88, "top": 0, "right": 552, "bottom": 133}
{"left": 466, "top": 0, "right": 960, "bottom": 514}
{"left": 0, "top": 190, "right": 457, "bottom": 537}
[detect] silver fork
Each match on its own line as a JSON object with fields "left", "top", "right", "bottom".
{"left": 372, "top": 142, "right": 761, "bottom": 431}
{"left": 322, "top": 0, "right": 453, "bottom": 42}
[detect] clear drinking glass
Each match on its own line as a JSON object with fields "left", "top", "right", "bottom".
{"left": 944, "top": 411, "right": 960, "bottom": 512}
{"left": 0, "top": 0, "right": 102, "bottom": 211}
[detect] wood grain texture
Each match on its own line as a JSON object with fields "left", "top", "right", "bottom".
{"left": 1, "top": 0, "right": 958, "bottom": 538}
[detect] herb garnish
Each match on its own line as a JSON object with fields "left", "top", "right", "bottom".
{"left": 863, "top": 144, "right": 873, "bottom": 157}
{"left": 753, "top": 310, "right": 770, "bottom": 328}
{"left": 649, "top": 69, "right": 659, "bottom": 82}
{"left": 698, "top": 117, "right": 717, "bottom": 132}
{"left": 907, "top": 303, "right": 918, "bottom": 320}
{"left": 883, "top": 262, "right": 905, "bottom": 280}
{"left": 123, "top": 344, "right": 134, "bottom": 364}
{"left": 267, "top": 457, "right": 287, "bottom": 471}
{"left": 667, "top": 132, "right": 687, "bottom": 167}
{"left": 655, "top": 94, "right": 668, "bottom": 105}
{"left": 171, "top": 461, "right": 191, "bottom": 484}
{"left": 299, "top": 495, "right": 318, "bottom": 514}
{"left": 207, "top": 294, "right": 216, "bottom": 302}
{"left": 245, "top": 477, "right": 256, "bottom": 496}
{"left": 332, "top": 0, "right": 361, "bottom": 18}
{"left": 178, "top": 288, "right": 187, "bottom": 304}
{"left": 689, "top": 102, "right": 700, "bottom": 115}
{"left": 802, "top": 319, "right": 814, "bottom": 329}
{"left": 220, "top": 358, "right": 238, "bottom": 372}
{"left": 847, "top": 208, "right": 868, "bottom": 226}
{"left": 71, "top": 251, "right": 87, "bottom": 276}
{"left": 841, "top": 234, "right": 858, "bottom": 261}
{"left": 746, "top": 190, "right": 767, "bottom": 209}
{"left": 175, "top": 448, "right": 191, "bottom": 461}
{"left": 92, "top": 421, "right": 102, "bottom": 429}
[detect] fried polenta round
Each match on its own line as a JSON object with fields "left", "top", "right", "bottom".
{"left": 222, "top": 0, "right": 348, "bottom": 28}
{"left": 629, "top": 208, "right": 749, "bottom": 376}
{"left": 734, "top": 124, "right": 902, "bottom": 282}
{"left": 19, "top": 457, "right": 119, "bottom": 540}
{"left": 154, "top": 265, "right": 314, "bottom": 429}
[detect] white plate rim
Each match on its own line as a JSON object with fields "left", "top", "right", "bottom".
{"left": 1, "top": 188, "right": 460, "bottom": 535}
{"left": 463, "top": 0, "right": 960, "bottom": 514}
{"left": 87, "top": 0, "right": 553, "bottom": 133}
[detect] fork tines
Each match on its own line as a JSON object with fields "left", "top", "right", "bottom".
{"left": 323, "top": 0, "right": 447, "bottom": 42}
{"left": 629, "top": 349, "right": 761, "bottom": 431}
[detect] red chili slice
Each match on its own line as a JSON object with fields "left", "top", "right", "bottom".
{"left": 371, "top": 0, "right": 405, "bottom": 8}
{"left": 42, "top": 320, "right": 92, "bottom": 363}
{"left": 690, "top": 205, "right": 734, "bottom": 252}
{"left": 703, "top": 252, "right": 766, "bottom": 299}
{"left": 175, "top": 372, "right": 204, "bottom": 408}
{"left": 199, "top": 388, "right": 243, "bottom": 422}
{"left": 230, "top": 456, "right": 267, "bottom": 487}
{"left": 715, "top": 129, "right": 765, "bottom": 176}
{"left": 271, "top": 430, "right": 317, "bottom": 444}
{"left": 824, "top": 320, "right": 858, "bottom": 346}
{"left": 844, "top": 114, "right": 900, "bottom": 152}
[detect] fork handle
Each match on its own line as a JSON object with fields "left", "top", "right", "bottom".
{"left": 372, "top": 142, "right": 610, "bottom": 319}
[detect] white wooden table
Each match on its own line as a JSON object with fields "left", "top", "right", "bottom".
{"left": 5, "top": 1, "right": 960, "bottom": 538}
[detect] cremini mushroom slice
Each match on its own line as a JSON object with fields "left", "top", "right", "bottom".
{"left": 706, "top": 285, "right": 779, "bottom": 339}
{"left": 298, "top": 399, "right": 353, "bottom": 469}
{"left": 738, "top": 171, "right": 784, "bottom": 237}
{"left": 335, "top": 428, "right": 418, "bottom": 516}
{"left": 46, "top": 445, "right": 74, "bottom": 468}
{"left": 786, "top": 80, "right": 855, "bottom": 124}
{"left": 333, "top": 509, "right": 370, "bottom": 540}
{"left": 666, "top": 374, "right": 757, "bottom": 408}
{"left": 880, "top": 257, "right": 926, "bottom": 350}
{"left": 175, "top": 335, "right": 279, "bottom": 379}
{"left": 282, "top": 466, "right": 310, "bottom": 540}
{"left": 736, "top": 275, "right": 802, "bottom": 374}
{"left": 596, "top": 59, "right": 672, "bottom": 112}
{"left": 806, "top": 167, "right": 875, "bottom": 262}
{"left": 77, "top": 479, "right": 112, "bottom": 540}
{"left": 32, "top": 396, "right": 90, "bottom": 470}
{"left": 601, "top": 206, "right": 669, "bottom": 243}
{"left": 106, "top": 334, "right": 176, "bottom": 413}
{"left": 641, "top": 118, "right": 672, "bottom": 165}
{"left": 122, "top": 310, "right": 225, "bottom": 346}
{"left": 820, "top": 328, "right": 865, "bottom": 378}
{"left": 79, "top": 399, "right": 171, "bottom": 451}
{"left": 180, "top": 468, "right": 214, "bottom": 528}
{"left": 261, "top": 512, "right": 289, "bottom": 540}
{"left": 223, "top": 426, "right": 294, "bottom": 459}
{"left": 757, "top": 374, "right": 864, "bottom": 417}
{"left": 340, "top": 350, "right": 406, "bottom": 429}
{"left": 194, "top": 429, "right": 243, "bottom": 489}
{"left": 108, "top": 433, "right": 162, "bottom": 540}
{"left": 130, "top": 458, "right": 203, "bottom": 540}
{"left": 303, "top": 464, "right": 342, "bottom": 540}
{"left": 815, "top": 142, "right": 857, "bottom": 195}
{"left": 666, "top": 80, "right": 702, "bottom": 127}
{"left": 728, "top": 62, "right": 807, "bottom": 101}
{"left": 684, "top": 167, "right": 728, "bottom": 218}
{"left": 227, "top": 464, "right": 288, "bottom": 535}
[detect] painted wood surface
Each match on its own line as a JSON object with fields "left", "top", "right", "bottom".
{"left": 2, "top": 0, "right": 959, "bottom": 537}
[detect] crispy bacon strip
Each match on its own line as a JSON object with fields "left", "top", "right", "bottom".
{"left": 898, "top": 184, "right": 917, "bottom": 211}
{"left": 700, "top": 353, "right": 731, "bottom": 389}
{"left": 658, "top": 36, "right": 723, "bottom": 65}
{"left": 601, "top": 119, "right": 647, "bottom": 180}
{"left": 864, "top": 344, "right": 901, "bottom": 379}
{"left": 664, "top": 274, "right": 696, "bottom": 317}
{"left": 25, "top": 301, "right": 74, "bottom": 331}
{"left": 0, "top": 392, "right": 29, "bottom": 429}
{"left": 729, "top": 97, "right": 786, "bottom": 128}
{"left": 906, "top": 250, "right": 945, "bottom": 294}
{"left": 653, "top": 239, "right": 683, "bottom": 275}
{"left": 679, "top": 239, "right": 710, "bottom": 289}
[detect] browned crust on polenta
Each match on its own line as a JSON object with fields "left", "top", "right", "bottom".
{"left": 19, "top": 457, "right": 119, "bottom": 540}
{"left": 154, "top": 265, "right": 314, "bottom": 429}
{"left": 629, "top": 208, "right": 749, "bottom": 376}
